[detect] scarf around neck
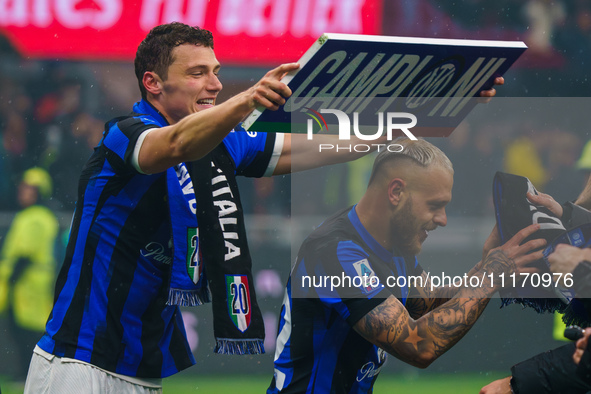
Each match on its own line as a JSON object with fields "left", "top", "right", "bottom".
{"left": 131, "top": 99, "right": 264, "bottom": 354}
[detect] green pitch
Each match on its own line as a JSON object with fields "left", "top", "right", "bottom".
{"left": 164, "top": 372, "right": 507, "bottom": 393}
{"left": 0, "top": 372, "right": 507, "bottom": 393}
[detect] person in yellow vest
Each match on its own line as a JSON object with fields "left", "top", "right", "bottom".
{"left": 0, "top": 167, "right": 59, "bottom": 381}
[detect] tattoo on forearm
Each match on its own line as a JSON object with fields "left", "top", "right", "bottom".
{"left": 360, "top": 297, "right": 415, "bottom": 347}
{"left": 425, "top": 296, "right": 489, "bottom": 356}
{"left": 481, "top": 250, "right": 516, "bottom": 280}
{"left": 360, "top": 299, "right": 405, "bottom": 340}
{"left": 409, "top": 272, "right": 458, "bottom": 316}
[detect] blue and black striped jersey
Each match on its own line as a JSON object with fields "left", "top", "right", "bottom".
{"left": 38, "top": 99, "right": 277, "bottom": 378}
{"left": 269, "top": 206, "right": 422, "bottom": 393}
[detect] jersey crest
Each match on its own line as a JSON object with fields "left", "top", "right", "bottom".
{"left": 352, "top": 258, "right": 379, "bottom": 293}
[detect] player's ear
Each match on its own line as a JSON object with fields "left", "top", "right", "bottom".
{"left": 143, "top": 71, "right": 163, "bottom": 96}
{"left": 387, "top": 178, "right": 405, "bottom": 206}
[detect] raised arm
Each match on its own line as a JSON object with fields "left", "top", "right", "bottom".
{"left": 140, "top": 63, "right": 299, "bottom": 174}
{"left": 354, "top": 224, "right": 545, "bottom": 368}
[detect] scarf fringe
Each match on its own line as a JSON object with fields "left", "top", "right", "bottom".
{"left": 501, "top": 298, "right": 591, "bottom": 327}
{"left": 562, "top": 299, "right": 591, "bottom": 327}
{"left": 214, "top": 338, "right": 265, "bottom": 355}
{"left": 167, "top": 287, "right": 211, "bottom": 306}
{"left": 500, "top": 297, "right": 566, "bottom": 314}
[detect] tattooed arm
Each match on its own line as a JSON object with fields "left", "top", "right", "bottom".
{"left": 355, "top": 294, "right": 489, "bottom": 368}
{"left": 405, "top": 224, "right": 509, "bottom": 319}
{"left": 406, "top": 260, "right": 498, "bottom": 318}
{"left": 354, "top": 224, "right": 545, "bottom": 368}
{"left": 405, "top": 272, "right": 459, "bottom": 318}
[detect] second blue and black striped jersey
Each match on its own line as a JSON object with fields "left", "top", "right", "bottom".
{"left": 37, "top": 99, "right": 278, "bottom": 378}
{"left": 269, "top": 206, "right": 423, "bottom": 393}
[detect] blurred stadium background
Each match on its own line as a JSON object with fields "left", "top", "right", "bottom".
{"left": 1, "top": 0, "right": 591, "bottom": 392}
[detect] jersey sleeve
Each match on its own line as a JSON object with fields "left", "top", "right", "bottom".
{"left": 313, "top": 240, "right": 392, "bottom": 327}
{"left": 101, "top": 115, "right": 160, "bottom": 173}
{"left": 222, "top": 124, "right": 283, "bottom": 177}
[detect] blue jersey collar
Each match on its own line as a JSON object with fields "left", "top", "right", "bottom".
{"left": 133, "top": 99, "right": 169, "bottom": 127}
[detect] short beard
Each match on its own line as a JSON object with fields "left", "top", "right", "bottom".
{"left": 390, "top": 197, "right": 422, "bottom": 256}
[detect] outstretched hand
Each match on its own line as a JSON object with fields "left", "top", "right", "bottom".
{"left": 481, "top": 223, "right": 546, "bottom": 280}
{"left": 249, "top": 63, "right": 300, "bottom": 110}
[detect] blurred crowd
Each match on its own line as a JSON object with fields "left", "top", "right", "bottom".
{"left": 0, "top": 37, "right": 110, "bottom": 211}
{"left": 387, "top": 0, "right": 591, "bottom": 96}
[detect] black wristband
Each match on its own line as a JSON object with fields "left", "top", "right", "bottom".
{"left": 509, "top": 376, "right": 518, "bottom": 394}
{"left": 573, "top": 260, "right": 591, "bottom": 275}
{"left": 573, "top": 260, "right": 591, "bottom": 295}
{"left": 561, "top": 201, "right": 574, "bottom": 227}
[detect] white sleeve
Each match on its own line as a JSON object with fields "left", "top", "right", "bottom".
{"left": 131, "top": 128, "right": 157, "bottom": 174}
{"left": 263, "top": 132, "right": 285, "bottom": 177}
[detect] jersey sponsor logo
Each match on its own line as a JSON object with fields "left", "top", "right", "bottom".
{"left": 140, "top": 242, "right": 172, "bottom": 265}
{"left": 352, "top": 258, "right": 379, "bottom": 293}
{"left": 226, "top": 275, "right": 252, "bottom": 332}
{"left": 186, "top": 227, "right": 202, "bottom": 284}
{"left": 246, "top": 131, "right": 258, "bottom": 137}
{"left": 356, "top": 347, "right": 387, "bottom": 382}
{"left": 356, "top": 361, "right": 382, "bottom": 382}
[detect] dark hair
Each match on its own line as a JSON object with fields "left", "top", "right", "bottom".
{"left": 134, "top": 22, "right": 214, "bottom": 99}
